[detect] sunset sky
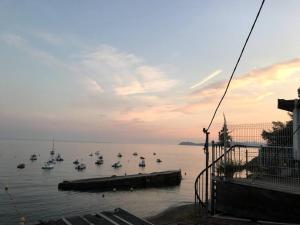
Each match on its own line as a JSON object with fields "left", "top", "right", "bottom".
{"left": 1, "top": 0, "right": 300, "bottom": 143}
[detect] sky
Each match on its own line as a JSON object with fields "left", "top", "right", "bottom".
{"left": 0, "top": 0, "right": 300, "bottom": 143}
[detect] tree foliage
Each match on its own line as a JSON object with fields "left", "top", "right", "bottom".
{"left": 218, "top": 116, "right": 232, "bottom": 147}
{"left": 261, "top": 113, "right": 293, "bottom": 147}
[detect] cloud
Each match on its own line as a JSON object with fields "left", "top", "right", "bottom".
{"left": 191, "top": 58, "right": 300, "bottom": 99}
{"left": 36, "top": 32, "right": 64, "bottom": 45}
{"left": 75, "top": 45, "right": 178, "bottom": 96}
{"left": 114, "top": 66, "right": 178, "bottom": 96}
{"left": 2, "top": 33, "right": 27, "bottom": 47}
{"left": 178, "top": 58, "right": 300, "bottom": 115}
{"left": 190, "top": 69, "right": 222, "bottom": 89}
{"left": 85, "top": 78, "right": 104, "bottom": 95}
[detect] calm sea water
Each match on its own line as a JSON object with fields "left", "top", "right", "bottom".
{"left": 0, "top": 140, "right": 205, "bottom": 225}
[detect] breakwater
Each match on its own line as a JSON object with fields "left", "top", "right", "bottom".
{"left": 58, "top": 170, "right": 182, "bottom": 191}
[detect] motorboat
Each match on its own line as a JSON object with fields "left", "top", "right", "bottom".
{"left": 98, "top": 155, "right": 103, "bottom": 160}
{"left": 140, "top": 156, "right": 145, "bottom": 160}
{"left": 75, "top": 163, "right": 86, "bottom": 170}
{"left": 139, "top": 159, "right": 146, "bottom": 167}
{"left": 42, "top": 162, "right": 54, "bottom": 169}
{"left": 95, "top": 159, "right": 104, "bottom": 165}
{"left": 17, "top": 163, "right": 25, "bottom": 169}
{"left": 112, "top": 161, "right": 122, "bottom": 168}
{"left": 56, "top": 153, "right": 64, "bottom": 161}
{"left": 117, "top": 153, "right": 122, "bottom": 157}
{"left": 73, "top": 159, "right": 80, "bottom": 165}
{"left": 30, "top": 154, "right": 37, "bottom": 161}
{"left": 156, "top": 158, "right": 162, "bottom": 163}
{"left": 133, "top": 152, "right": 138, "bottom": 156}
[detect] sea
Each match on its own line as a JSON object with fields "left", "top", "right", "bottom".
{"left": 0, "top": 139, "right": 206, "bottom": 225}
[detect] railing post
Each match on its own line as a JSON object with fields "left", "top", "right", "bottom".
{"left": 203, "top": 128, "right": 210, "bottom": 207}
{"left": 246, "top": 149, "right": 248, "bottom": 178}
{"left": 211, "top": 140, "right": 215, "bottom": 214}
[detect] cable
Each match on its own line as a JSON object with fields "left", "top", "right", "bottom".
{"left": 206, "top": 0, "right": 266, "bottom": 131}
{"left": 0, "top": 182, "right": 26, "bottom": 224}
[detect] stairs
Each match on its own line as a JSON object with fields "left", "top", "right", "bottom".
{"left": 35, "top": 208, "right": 154, "bottom": 225}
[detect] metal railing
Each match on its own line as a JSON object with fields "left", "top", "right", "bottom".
{"left": 194, "top": 144, "right": 246, "bottom": 212}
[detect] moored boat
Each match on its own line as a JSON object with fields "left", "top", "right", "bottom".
{"left": 133, "top": 152, "right": 138, "bottom": 156}
{"left": 95, "top": 159, "right": 104, "bottom": 165}
{"left": 139, "top": 159, "right": 146, "bottom": 167}
{"left": 156, "top": 158, "right": 162, "bottom": 163}
{"left": 56, "top": 153, "right": 64, "bottom": 161}
{"left": 75, "top": 163, "right": 86, "bottom": 170}
{"left": 50, "top": 139, "right": 55, "bottom": 155}
{"left": 42, "top": 162, "right": 54, "bottom": 169}
{"left": 30, "top": 154, "right": 37, "bottom": 161}
{"left": 117, "top": 153, "right": 122, "bottom": 157}
{"left": 73, "top": 159, "right": 79, "bottom": 165}
{"left": 17, "top": 163, "right": 25, "bottom": 169}
{"left": 112, "top": 161, "right": 122, "bottom": 168}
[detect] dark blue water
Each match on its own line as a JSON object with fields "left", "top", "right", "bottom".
{"left": 0, "top": 140, "right": 205, "bottom": 224}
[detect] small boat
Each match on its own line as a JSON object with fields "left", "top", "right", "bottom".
{"left": 47, "top": 158, "right": 56, "bottom": 164}
{"left": 56, "top": 153, "right": 64, "bottom": 161}
{"left": 156, "top": 158, "right": 162, "bottom": 163}
{"left": 98, "top": 155, "right": 103, "bottom": 160}
{"left": 50, "top": 139, "right": 55, "bottom": 155}
{"left": 95, "top": 159, "right": 104, "bottom": 165}
{"left": 89, "top": 153, "right": 93, "bottom": 157}
{"left": 140, "top": 156, "right": 145, "bottom": 160}
{"left": 133, "top": 152, "right": 138, "bottom": 156}
{"left": 30, "top": 154, "right": 37, "bottom": 161}
{"left": 17, "top": 163, "right": 25, "bottom": 169}
{"left": 139, "top": 159, "right": 146, "bottom": 167}
{"left": 117, "top": 153, "right": 122, "bottom": 157}
{"left": 42, "top": 162, "right": 54, "bottom": 169}
{"left": 112, "top": 161, "right": 122, "bottom": 168}
{"left": 75, "top": 163, "right": 86, "bottom": 170}
{"left": 73, "top": 159, "right": 79, "bottom": 165}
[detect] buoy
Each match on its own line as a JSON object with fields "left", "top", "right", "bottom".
{"left": 130, "top": 187, "right": 134, "bottom": 192}
{"left": 184, "top": 172, "right": 187, "bottom": 176}
{"left": 5, "top": 186, "right": 8, "bottom": 191}
{"left": 113, "top": 188, "right": 117, "bottom": 192}
{"left": 102, "top": 194, "right": 105, "bottom": 198}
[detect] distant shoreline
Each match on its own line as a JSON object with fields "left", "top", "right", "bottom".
{"left": 178, "top": 141, "right": 203, "bottom": 146}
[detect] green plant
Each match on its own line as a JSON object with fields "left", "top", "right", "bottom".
{"left": 217, "top": 160, "right": 244, "bottom": 178}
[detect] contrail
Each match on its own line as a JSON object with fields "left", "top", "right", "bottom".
{"left": 190, "top": 69, "right": 222, "bottom": 89}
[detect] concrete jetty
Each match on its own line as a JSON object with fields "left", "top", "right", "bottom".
{"left": 58, "top": 170, "right": 182, "bottom": 191}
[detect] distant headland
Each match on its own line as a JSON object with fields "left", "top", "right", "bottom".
{"left": 178, "top": 141, "right": 203, "bottom": 146}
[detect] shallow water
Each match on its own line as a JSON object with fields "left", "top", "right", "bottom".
{"left": 0, "top": 140, "right": 206, "bottom": 224}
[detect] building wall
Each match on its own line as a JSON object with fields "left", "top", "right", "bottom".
{"left": 216, "top": 180, "right": 300, "bottom": 222}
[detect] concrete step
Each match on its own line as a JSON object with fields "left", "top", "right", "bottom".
{"left": 34, "top": 208, "right": 154, "bottom": 225}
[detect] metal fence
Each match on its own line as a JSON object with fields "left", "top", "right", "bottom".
{"left": 212, "top": 122, "right": 300, "bottom": 193}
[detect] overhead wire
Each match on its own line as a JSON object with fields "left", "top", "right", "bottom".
{"left": 206, "top": 0, "right": 266, "bottom": 132}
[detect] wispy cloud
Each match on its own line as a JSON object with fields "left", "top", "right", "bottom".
{"left": 190, "top": 69, "right": 222, "bottom": 89}
{"left": 35, "top": 32, "right": 64, "bottom": 45}
{"left": 75, "top": 45, "right": 178, "bottom": 96}
{"left": 85, "top": 78, "right": 104, "bottom": 95}
{"left": 114, "top": 66, "right": 178, "bottom": 96}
